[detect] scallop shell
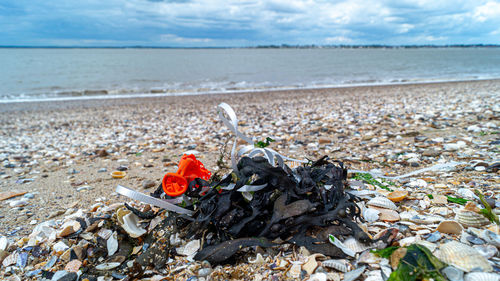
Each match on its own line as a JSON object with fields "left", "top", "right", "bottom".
{"left": 436, "top": 241, "right": 492, "bottom": 272}
{"left": 343, "top": 237, "right": 375, "bottom": 253}
{"left": 321, "top": 259, "right": 351, "bottom": 273}
{"left": 456, "top": 209, "right": 491, "bottom": 228}
{"left": 464, "top": 272, "right": 500, "bottom": 281}
{"left": 362, "top": 208, "right": 380, "bottom": 223}
{"left": 367, "top": 197, "right": 397, "bottom": 211}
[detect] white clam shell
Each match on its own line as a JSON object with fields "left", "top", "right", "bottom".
{"left": 367, "top": 197, "right": 397, "bottom": 211}
{"left": 436, "top": 241, "right": 493, "bottom": 272}
{"left": 321, "top": 259, "right": 351, "bottom": 272}
{"left": 464, "top": 272, "right": 500, "bottom": 281}
{"left": 456, "top": 209, "right": 491, "bottom": 228}
{"left": 120, "top": 212, "right": 147, "bottom": 238}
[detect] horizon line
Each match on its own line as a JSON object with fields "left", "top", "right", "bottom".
{"left": 1, "top": 44, "right": 500, "bottom": 49}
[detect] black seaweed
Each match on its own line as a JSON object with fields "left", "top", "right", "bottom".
{"left": 170, "top": 156, "right": 371, "bottom": 263}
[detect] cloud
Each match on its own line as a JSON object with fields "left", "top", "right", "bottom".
{"left": 0, "top": 0, "right": 499, "bottom": 46}
{"left": 474, "top": 1, "right": 500, "bottom": 22}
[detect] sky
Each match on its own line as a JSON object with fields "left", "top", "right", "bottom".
{"left": 1, "top": 0, "right": 500, "bottom": 47}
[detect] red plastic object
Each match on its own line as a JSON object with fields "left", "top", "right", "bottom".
{"left": 162, "top": 154, "right": 211, "bottom": 197}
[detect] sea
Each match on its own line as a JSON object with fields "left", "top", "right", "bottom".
{"left": 1, "top": 47, "right": 500, "bottom": 102}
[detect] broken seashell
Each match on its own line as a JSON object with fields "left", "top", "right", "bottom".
{"left": 97, "top": 228, "right": 113, "bottom": 240}
{"left": 177, "top": 240, "right": 200, "bottom": 256}
{"left": 370, "top": 206, "right": 400, "bottom": 222}
{"left": 120, "top": 212, "right": 147, "bottom": 238}
{"left": 321, "top": 259, "right": 350, "bottom": 272}
{"left": 2, "top": 251, "right": 18, "bottom": 267}
{"left": 329, "top": 235, "right": 356, "bottom": 257}
{"left": 107, "top": 231, "right": 118, "bottom": 256}
{"left": 481, "top": 230, "right": 500, "bottom": 248}
{"left": 436, "top": 220, "right": 463, "bottom": 235}
{"left": 95, "top": 262, "right": 121, "bottom": 270}
{"left": 302, "top": 254, "right": 325, "bottom": 275}
{"left": 456, "top": 209, "right": 491, "bottom": 228}
{"left": 342, "top": 236, "right": 375, "bottom": 254}
{"left": 367, "top": 197, "right": 397, "bottom": 211}
{"left": 64, "top": 259, "right": 82, "bottom": 272}
{"left": 442, "top": 266, "right": 464, "bottom": 281}
{"left": 0, "top": 236, "right": 8, "bottom": 251}
{"left": 464, "top": 201, "right": 481, "bottom": 213}
{"left": 436, "top": 241, "right": 492, "bottom": 272}
{"left": 344, "top": 266, "right": 366, "bottom": 281}
{"left": 387, "top": 190, "right": 408, "bottom": 202}
{"left": 309, "top": 273, "right": 328, "bottom": 281}
{"left": 248, "top": 253, "right": 265, "bottom": 265}
{"left": 473, "top": 244, "right": 498, "bottom": 259}
{"left": 288, "top": 263, "right": 302, "bottom": 278}
{"left": 464, "top": 272, "right": 500, "bottom": 281}
{"left": 357, "top": 251, "right": 383, "bottom": 265}
{"left": 116, "top": 207, "right": 130, "bottom": 225}
{"left": 390, "top": 248, "right": 407, "bottom": 270}
{"left": 57, "top": 220, "right": 81, "bottom": 238}
{"left": 457, "top": 188, "right": 476, "bottom": 200}
{"left": 362, "top": 208, "right": 380, "bottom": 223}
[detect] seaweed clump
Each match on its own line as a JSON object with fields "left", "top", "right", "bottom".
{"left": 151, "top": 155, "right": 371, "bottom": 264}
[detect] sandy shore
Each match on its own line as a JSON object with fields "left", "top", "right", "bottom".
{"left": 0, "top": 79, "right": 499, "bottom": 237}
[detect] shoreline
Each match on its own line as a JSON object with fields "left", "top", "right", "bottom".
{"left": 1, "top": 78, "right": 500, "bottom": 113}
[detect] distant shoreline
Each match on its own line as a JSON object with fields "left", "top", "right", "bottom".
{"left": 1, "top": 44, "right": 500, "bottom": 49}
{"left": 1, "top": 77, "right": 500, "bottom": 106}
{"left": 1, "top": 78, "right": 499, "bottom": 113}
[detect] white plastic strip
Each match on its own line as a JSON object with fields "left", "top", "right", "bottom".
{"left": 217, "top": 102, "right": 307, "bottom": 171}
{"left": 236, "top": 183, "right": 268, "bottom": 192}
{"left": 115, "top": 185, "right": 194, "bottom": 215}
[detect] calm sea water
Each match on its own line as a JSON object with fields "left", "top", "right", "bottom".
{"left": 1, "top": 48, "right": 500, "bottom": 102}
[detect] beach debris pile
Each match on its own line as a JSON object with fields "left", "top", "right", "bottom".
{"left": 1, "top": 101, "right": 500, "bottom": 280}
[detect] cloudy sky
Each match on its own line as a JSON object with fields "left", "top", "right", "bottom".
{"left": 1, "top": 0, "right": 500, "bottom": 47}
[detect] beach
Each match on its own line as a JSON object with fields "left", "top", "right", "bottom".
{"left": 1, "top": 79, "right": 499, "bottom": 234}
{"left": 0, "top": 79, "right": 499, "bottom": 279}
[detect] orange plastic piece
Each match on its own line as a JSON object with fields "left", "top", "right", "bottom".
{"left": 162, "top": 154, "right": 211, "bottom": 197}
